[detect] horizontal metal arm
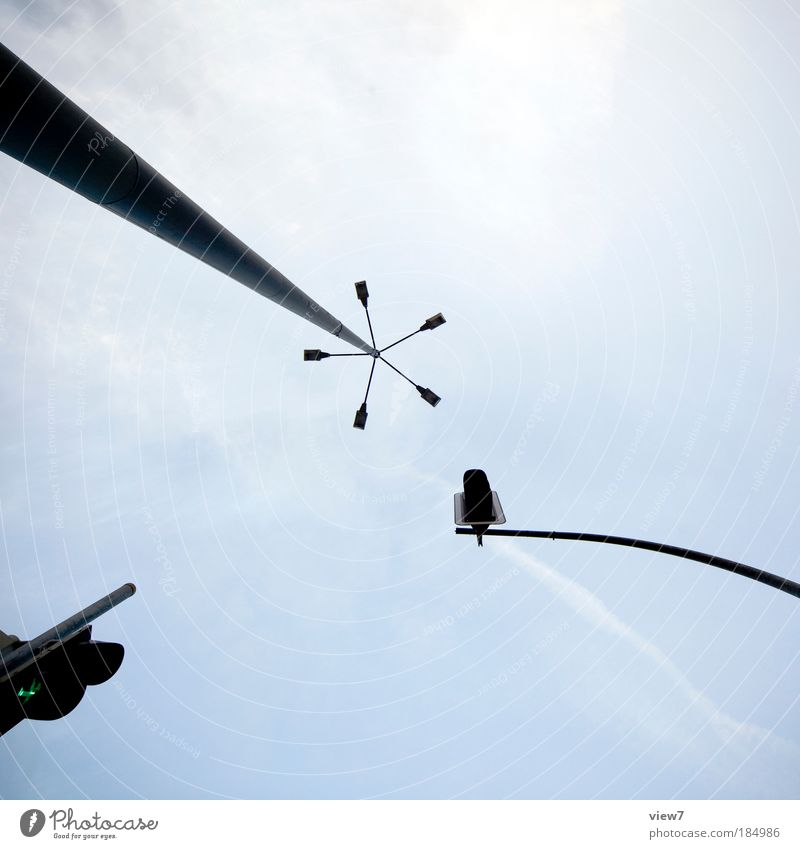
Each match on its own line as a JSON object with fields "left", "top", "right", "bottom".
{"left": 454, "top": 528, "right": 800, "bottom": 599}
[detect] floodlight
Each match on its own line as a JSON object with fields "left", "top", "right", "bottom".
{"left": 421, "top": 313, "right": 446, "bottom": 331}
{"left": 353, "top": 403, "right": 368, "bottom": 430}
{"left": 416, "top": 386, "right": 441, "bottom": 407}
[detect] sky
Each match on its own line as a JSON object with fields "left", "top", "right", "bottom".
{"left": 1, "top": 0, "right": 800, "bottom": 799}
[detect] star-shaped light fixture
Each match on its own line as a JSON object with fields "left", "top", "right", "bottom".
{"left": 304, "top": 281, "right": 445, "bottom": 429}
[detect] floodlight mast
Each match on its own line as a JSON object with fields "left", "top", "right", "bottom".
{"left": 0, "top": 43, "right": 375, "bottom": 355}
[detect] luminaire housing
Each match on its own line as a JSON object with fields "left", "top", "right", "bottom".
{"left": 353, "top": 403, "right": 368, "bottom": 430}
{"left": 421, "top": 313, "right": 446, "bottom": 331}
{"left": 417, "top": 386, "right": 441, "bottom": 407}
{"left": 304, "top": 349, "right": 330, "bottom": 361}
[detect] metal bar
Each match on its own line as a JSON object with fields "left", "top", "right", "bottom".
{"left": 454, "top": 528, "right": 800, "bottom": 599}
{"left": 0, "top": 43, "right": 376, "bottom": 355}
{"left": 380, "top": 328, "right": 421, "bottom": 354}
{"left": 0, "top": 583, "right": 137, "bottom": 683}
{"left": 379, "top": 356, "right": 418, "bottom": 389}
{"left": 364, "top": 307, "right": 377, "bottom": 350}
{"left": 363, "top": 358, "right": 377, "bottom": 404}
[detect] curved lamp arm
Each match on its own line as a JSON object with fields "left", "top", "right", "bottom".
{"left": 454, "top": 528, "right": 800, "bottom": 599}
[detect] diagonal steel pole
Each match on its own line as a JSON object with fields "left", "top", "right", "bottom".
{"left": 0, "top": 43, "right": 375, "bottom": 354}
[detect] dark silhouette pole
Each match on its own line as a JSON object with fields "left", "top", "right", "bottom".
{"left": 455, "top": 527, "right": 800, "bottom": 599}
{"left": 0, "top": 42, "right": 375, "bottom": 354}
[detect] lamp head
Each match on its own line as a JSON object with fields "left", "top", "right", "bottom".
{"left": 416, "top": 386, "right": 441, "bottom": 407}
{"left": 421, "top": 313, "right": 446, "bottom": 331}
{"left": 355, "top": 281, "right": 369, "bottom": 307}
{"left": 304, "top": 349, "right": 330, "bottom": 361}
{"left": 353, "top": 403, "right": 368, "bottom": 429}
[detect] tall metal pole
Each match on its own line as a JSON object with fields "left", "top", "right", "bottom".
{"left": 0, "top": 582, "right": 136, "bottom": 682}
{"left": 0, "top": 42, "right": 376, "bottom": 354}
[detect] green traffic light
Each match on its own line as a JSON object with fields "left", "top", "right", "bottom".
{"left": 17, "top": 679, "right": 41, "bottom": 703}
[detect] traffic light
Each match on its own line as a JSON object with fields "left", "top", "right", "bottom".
{"left": 463, "top": 469, "right": 495, "bottom": 525}
{"left": 1, "top": 626, "right": 124, "bottom": 735}
{"left": 454, "top": 469, "right": 506, "bottom": 547}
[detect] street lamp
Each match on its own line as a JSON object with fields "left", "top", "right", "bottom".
{"left": 453, "top": 470, "right": 800, "bottom": 599}
{"left": 304, "top": 282, "right": 445, "bottom": 429}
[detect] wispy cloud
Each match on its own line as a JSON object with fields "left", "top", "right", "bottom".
{"left": 498, "top": 540, "right": 800, "bottom": 796}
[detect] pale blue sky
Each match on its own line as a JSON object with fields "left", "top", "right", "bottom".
{"left": 1, "top": 0, "right": 800, "bottom": 799}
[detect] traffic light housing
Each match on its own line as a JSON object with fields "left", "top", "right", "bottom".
{"left": 1, "top": 626, "right": 124, "bottom": 734}
{"left": 453, "top": 470, "right": 507, "bottom": 547}
{"left": 462, "top": 469, "right": 496, "bottom": 525}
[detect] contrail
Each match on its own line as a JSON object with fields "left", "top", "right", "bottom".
{"left": 497, "top": 539, "right": 800, "bottom": 793}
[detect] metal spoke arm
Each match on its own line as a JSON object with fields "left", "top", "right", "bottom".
{"left": 364, "top": 307, "right": 377, "bottom": 350}
{"left": 379, "top": 357, "right": 441, "bottom": 406}
{"left": 378, "top": 356, "right": 418, "bottom": 388}
{"left": 454, "top": 527, "right": 800, "bottom": 599}
{"left": 380, "top": 328, "right": 422, "bottom": 354}
{"left": 363, "top": 358, "right": 377, "bottom": 404}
